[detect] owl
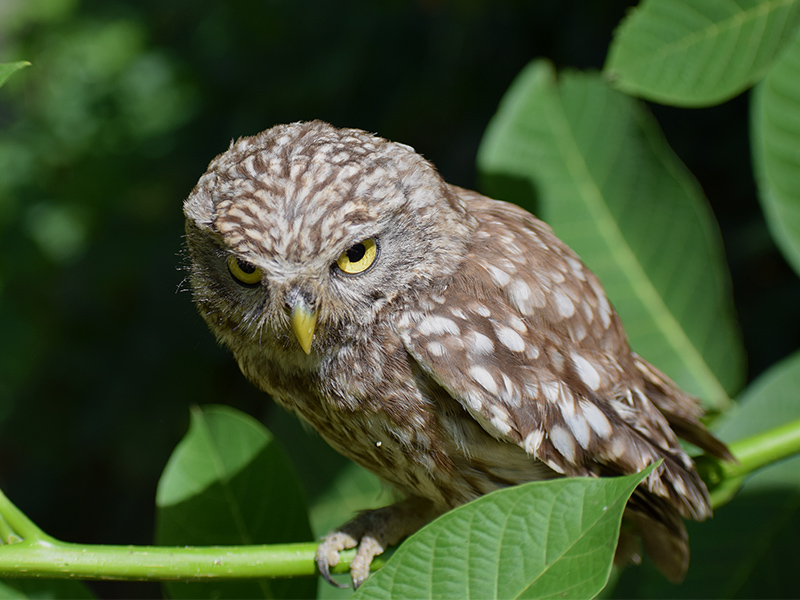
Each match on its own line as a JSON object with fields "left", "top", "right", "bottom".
{"left": 184, "top": 120, "right": 732, "bottom": 588}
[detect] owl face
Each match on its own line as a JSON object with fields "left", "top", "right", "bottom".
{"left": 184, "top": 121, "right": 473, "bottom": 358}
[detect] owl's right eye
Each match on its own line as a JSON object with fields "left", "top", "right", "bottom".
{"left": 335, "top": 238, "right": 379, "bottom": 275}
{"left": 227, "top": 256, "right": 263, "bottom": 286}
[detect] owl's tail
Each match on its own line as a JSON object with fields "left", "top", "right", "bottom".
{"left": 617, "top": 491, "right": 691, "bottom": 583}
{"left": 633, "top": 354, "right": 734, "bottom": 462}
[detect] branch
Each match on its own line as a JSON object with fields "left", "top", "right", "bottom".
{"left": 1, "top": 419, "right": 799, "bottom": 581}
{"left": 695, "top": 417, "right": 800, "bottom": 509}
{"left": 0, "top": 488, "right": 366, "bottom": 581}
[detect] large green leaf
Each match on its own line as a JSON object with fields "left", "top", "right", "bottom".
{"left": 353, "top": 467, "right": 654, "bottom": 600}
{"left": 478, "top": 60, "right": 744, "bottom": 408}
{"left": 605, "top": 0, "right": 800, "bottom": 107}
{"left": 155, "top": 405, "right": 315, "bottom": 600}
{"left": 613, "top": 351, "right": 800, "bottom": 598}
{"left": 752, "top": 31, "right": 800, "bottom": 277}
{"left": 0, "top": 62, "right": 30, "bottom": 90}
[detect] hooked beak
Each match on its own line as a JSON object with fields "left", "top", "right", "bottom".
{"left": 290, "top": 301, "right": 319, "bottom": 355}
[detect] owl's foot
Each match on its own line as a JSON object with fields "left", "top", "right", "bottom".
{"left": 315, "top": 496, "right": 440, "bottom": 589}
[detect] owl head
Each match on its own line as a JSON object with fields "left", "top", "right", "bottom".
{"left": 184, "top": 121, "right": 473, "bottom": 359}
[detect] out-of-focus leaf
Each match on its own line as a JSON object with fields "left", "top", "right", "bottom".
{"left": 605, "top": 0, "right": 800, "bottom": 106}
{"left": 0, "top": 579, "right": 95, "bottom": 599}
{"left": 752, "top": 31, "right": 800, "bottom": 277}
{"left": 613, "top": 351, "right": 800, "bottom": 598}
{"left": 310, "top": 462, "right": 387, "bottom": 540}
{"left": 478, "top": 60, "right": 744, "bottom": 408}
{"left": 155, "top": 405, "right": 315, "bottom": 600}
{"left": 0, "top": 62, "right": 30, "bottom": 89}
{"left": 353, "top": 466, "right": 654, "bottom": 600}
{"left": 264, "top": 404, "right": 387, "bottom": 539}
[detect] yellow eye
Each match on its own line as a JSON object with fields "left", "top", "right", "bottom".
{"left": 227, "top": 255, "right": 263, "bottom": 286}
{"left": 336, "top": 238, "right": 378, "bottom": 275}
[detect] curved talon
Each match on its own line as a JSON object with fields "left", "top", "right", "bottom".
{"left": 316, "top": 531, "right": 357, "bottom": 589}
{"left": 316, "top": 555, "right": 348, "bottom": 589}
{"left": 317, "top": 499, "right": 440, "bottom": 588}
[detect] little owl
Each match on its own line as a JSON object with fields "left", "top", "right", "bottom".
{"left": 184, "top": 120, "right": 731, "bottom": 588}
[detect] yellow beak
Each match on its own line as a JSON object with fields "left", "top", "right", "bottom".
{"left": 290, "top": 303, "right": 319, "bottom": 355}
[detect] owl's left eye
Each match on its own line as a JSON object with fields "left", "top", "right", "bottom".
{"left": 335, "top": 238, "right": 379, "bottom": 275}
{"left": 227, "top": 256, "right": 263, "bottom": 286}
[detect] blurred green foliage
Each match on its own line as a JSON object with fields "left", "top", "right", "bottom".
{"left": 0, "top": 0, "right": 798, "bottom": 598}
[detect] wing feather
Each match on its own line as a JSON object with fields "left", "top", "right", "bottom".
{"left": 397, "top": 189, "right": 716, "bottom": 524}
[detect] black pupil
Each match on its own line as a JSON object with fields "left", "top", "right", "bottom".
{"left": 237, "top": 259, "right": 256, "bottom": 274}
{"left": 346, "top": 243, "right": 366, "bottom": 263}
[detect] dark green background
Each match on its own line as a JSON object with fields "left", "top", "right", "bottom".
{"left": 0, "top": 1, "right": 797, "bottom": 597}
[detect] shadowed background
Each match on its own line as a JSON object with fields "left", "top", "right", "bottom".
{"left": 0, "top": 1, "right": 798, "bottom": 597}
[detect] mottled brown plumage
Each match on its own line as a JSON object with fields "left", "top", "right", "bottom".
{"left": 184, "top": 121, "right": 731, "bottom": 587}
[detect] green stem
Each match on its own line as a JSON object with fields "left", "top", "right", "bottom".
{"left": 1, "top": 538, "right": 347, "bottom": 581}
{"left": 697, "top": 417, "right": 800, "bottom": 509}
{"left": 0, "top": 488, "right": 362, "bottom": 581}
{"left": 1, "top": 419, "right": 799, "bottom": 582}
{"left": 725, "top": 418, "right": 800, "bottom": 479}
